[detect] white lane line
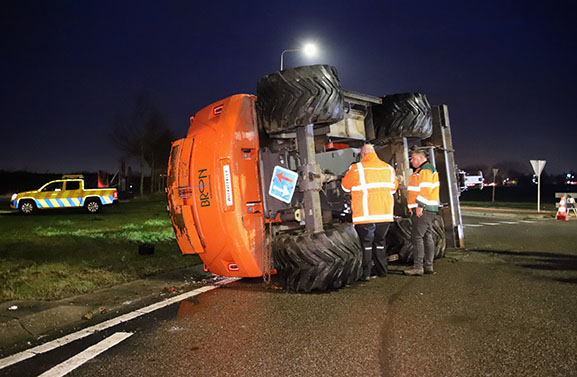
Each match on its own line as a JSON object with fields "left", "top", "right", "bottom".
{"left": 38, "top": 332, "right": 133, "bottom": 377}
{"left": 463, "top": 224, "right": 484, "bottom": 227}
{"left": 519, "top": 220, "right": 536, "bottom": 223}
{"left": 479, "top": 222, "right": 501, "bottom": 226}
{"left": 0, "top": 278, "right": 239, "bottom": 370}
{"left": 500, "top": 221, "right": 520, "bottom": 224}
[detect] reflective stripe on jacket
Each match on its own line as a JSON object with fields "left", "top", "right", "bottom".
{"left": 341, "top": 152, "right": 398, "bottom": 224}
{"left": 407, "top": 162, "right": 439, "bottom": 212}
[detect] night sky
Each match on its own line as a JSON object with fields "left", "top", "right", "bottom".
{"left": 2, "top": 1, "right": 576, "bottom": 175}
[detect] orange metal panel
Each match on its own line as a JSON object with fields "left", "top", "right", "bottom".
{"left": 167, "top": 138, "right": 205, "bottom": 254}
{"left": 167, "top": 94, "right": 266, "bottom": 277}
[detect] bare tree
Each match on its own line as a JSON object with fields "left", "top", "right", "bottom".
{"left": 111, "top": 92, "right": 174, "bottom": 195}
{"left": 142, "top": 113, "right": 174, "bottom": 192}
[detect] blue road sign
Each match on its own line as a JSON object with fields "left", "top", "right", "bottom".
{"left": 268, "top": 166, "right": 298, "bottom": 203}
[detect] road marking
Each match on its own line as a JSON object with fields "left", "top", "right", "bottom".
{"left": 464, "top": 220, "right": 542, "bottom": 228}
{"left": 0, "top": 278, "right": 239, "bottom": 370}
{"left": 38, "top": 332, "right": 133, "bottom": 377}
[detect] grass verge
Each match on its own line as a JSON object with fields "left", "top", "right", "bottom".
{"left": 0, "top": 194, "right": 201, "bottom": 302}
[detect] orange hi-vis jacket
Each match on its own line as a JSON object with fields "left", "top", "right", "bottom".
{"left": 407, "top": 162, "right": 440, "bottom": 212}
{"left": 341, "top": 152, "right": 398, "bottom": 224}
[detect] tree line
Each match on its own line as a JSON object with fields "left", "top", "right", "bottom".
{"left": 110, "top": 93, "right": 175, "bottom": 195}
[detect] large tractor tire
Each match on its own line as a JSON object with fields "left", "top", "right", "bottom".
{"left": 387, "top": 218, "right": 414, "bottom": 263}
{"left": 256, "top": 65, "right": 344, "bottom": 134}
{"left": 386, "top": 215, "right": 446, "bottom": 263}
{"left": 272, "top": 223, "right": 362, "bottom": 292}
{"left": 432, "top": 215, "right": 447, "bottom": 259}
{"left": 372, "top": 93, "right": 432, "bottom": 140}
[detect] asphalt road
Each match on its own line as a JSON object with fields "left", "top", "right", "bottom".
{"left": 2, "top": 214, "right": 576, "bottom": 377}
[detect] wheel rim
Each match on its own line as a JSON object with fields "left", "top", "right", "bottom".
{"left": 87, "top": 202, "right": 99, "bottom": 212}
{"left": 21, "top": 202, "right": 33, "bottom": 214}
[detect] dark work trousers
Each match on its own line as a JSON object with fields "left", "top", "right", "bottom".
{"left": 355, "top": 222, "right": 391, "bottom": 279}
{"left": 411, "top": 210, "right": 436, "bottom": 270}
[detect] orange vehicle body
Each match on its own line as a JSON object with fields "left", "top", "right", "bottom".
{"left": 167, "top": 94, "right": 267, "bottom": 277}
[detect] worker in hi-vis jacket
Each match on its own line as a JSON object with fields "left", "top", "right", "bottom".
{"left": 342, "top": 144, "right": 398, "bottom": 281}
{"left": 404, "top": 150, "right": 440, "bottom": 276}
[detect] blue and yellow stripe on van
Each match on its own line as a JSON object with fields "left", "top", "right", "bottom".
{"left": 31, "top": 194, "right": 116, "bottom": 209}
{"left": 34, "top": 197, "right": 83, "bottom": 208}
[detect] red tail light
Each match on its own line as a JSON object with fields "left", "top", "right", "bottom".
{"left": 113, "top": 190, "right": 118, "bottom": 199}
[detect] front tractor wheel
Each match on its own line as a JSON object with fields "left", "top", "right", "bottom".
{"left": 85, "top": 199, "right": 101, "bottom": 214}
{"left": 19, "top": 200, "right": 36, "bottom": 215}
{"left": 256, "top": 64, "right": 344, "bottom": 134}
{"left": 272, "top": 223, "right": 362, "bottom": 293}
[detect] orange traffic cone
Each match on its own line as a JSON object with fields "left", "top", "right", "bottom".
{"left": 557, "top": 195, "right": 569, "bottom": 221}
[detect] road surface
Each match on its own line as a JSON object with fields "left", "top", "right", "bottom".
{"left": 2, "top": 214, "right": 576, "bottom": 377}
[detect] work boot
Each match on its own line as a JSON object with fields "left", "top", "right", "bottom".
{"left": 424, "top": 267, "right": 435, "bottom": 274}
{"left": 404, "top": 268, "right": 424, "bottom": 276}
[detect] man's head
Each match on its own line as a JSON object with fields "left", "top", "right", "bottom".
{"left": 410, "top": 150, "right": 427, "bottom": 168}
{"left": 360, "top": 144, "right": 375, "bottom": 158}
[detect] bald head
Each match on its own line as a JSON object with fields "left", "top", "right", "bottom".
{"left": 360, "top": 144, "right": 375, "bottom": 157}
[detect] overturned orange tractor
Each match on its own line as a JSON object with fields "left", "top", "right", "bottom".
{"left": 167, "top": 65, "right": 464, "bottom": 292}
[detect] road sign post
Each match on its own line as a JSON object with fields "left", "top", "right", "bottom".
{"left": 492, "top": 168, "right": 499, "bottom": 202}
{"left": 530, "top": 160, "right": 546, "bottom": 213}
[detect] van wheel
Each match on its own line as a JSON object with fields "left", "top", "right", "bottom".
{"left": 272, "top": 223, "right": 362, "bottom": 292}
{"left": 85, "top": 199, "right": 101, "bottom": 213}
{"left": 20, "top": 200, "right": 36, "bottom": 215}
{"left": 256, "top": 64, "right": 344, "bottom": 134}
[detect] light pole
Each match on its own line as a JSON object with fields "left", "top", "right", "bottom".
{"left": 280, "top": 43, "right": 318, "bottom": 70}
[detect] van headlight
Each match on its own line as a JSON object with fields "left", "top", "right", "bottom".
{"left": 11, "top": 193, "right": 17, "bottom": 201}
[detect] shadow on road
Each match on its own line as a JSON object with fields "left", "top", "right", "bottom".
{"left": 470, "top": 248, "right": 577, "bottom": 283}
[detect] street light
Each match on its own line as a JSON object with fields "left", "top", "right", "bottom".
{"left": 280, "top": 43, "right": 318, "bottom": 70}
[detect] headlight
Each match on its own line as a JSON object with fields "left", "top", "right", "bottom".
{"left": 11, "top": 193, "right": 17, "bottom": 201}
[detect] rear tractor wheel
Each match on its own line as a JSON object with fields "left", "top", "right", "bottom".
{"left": 372, "top": 93, "right": 433, "bottom": 140}
{"left": 386, "top": 215, "right": 447, "bottom": 263}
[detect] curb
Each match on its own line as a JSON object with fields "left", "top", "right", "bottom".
{"left": 461, "top": 206, "right": 556, "bottom": 220}
{"left": 0, "top": 265, "right": 212, "bottom": 357}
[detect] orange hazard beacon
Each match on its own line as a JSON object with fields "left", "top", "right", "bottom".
{"left": 167, "top": 95, "right": 266, "bottom": 278}
{"left": 167, "top": 64, "right": 465, "bottom": 293}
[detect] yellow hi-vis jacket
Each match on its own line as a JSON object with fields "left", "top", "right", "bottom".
{"left": 341, "top": 152, "right": 398, "bottom": 224}
{"left": 407, "top": 162, "right": 440, "bottom": 212}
